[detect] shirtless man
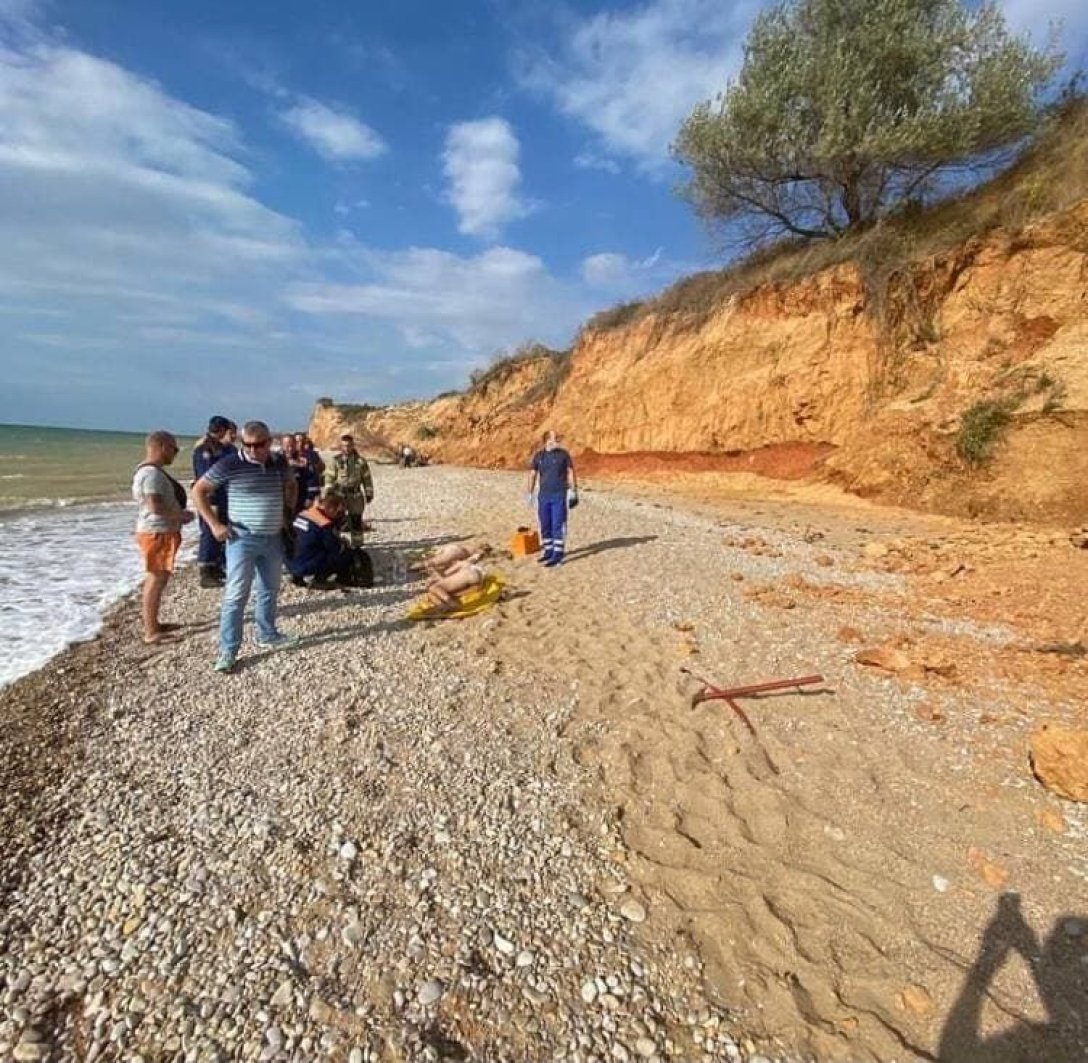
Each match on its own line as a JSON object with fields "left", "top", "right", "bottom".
{"left": 411, "top": 541, "right": 491, "bottom": 577}
{"left": 425, "top": 554, "right": 488, "bottom": 611}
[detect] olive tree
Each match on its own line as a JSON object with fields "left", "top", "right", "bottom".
{"left": 673, "top": 0, "right": 1060, "bottom": 244}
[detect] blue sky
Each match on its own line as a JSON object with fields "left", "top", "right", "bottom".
{"left": 0, "top": 0, "right": 1083, "bottom": 432}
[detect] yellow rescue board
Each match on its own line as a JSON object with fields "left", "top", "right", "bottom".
{"left": 407, "top": 575, "right": 506, "bottom": 621}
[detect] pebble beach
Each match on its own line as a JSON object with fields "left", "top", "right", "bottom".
{"left": 2, "top": 464, "right": 1085, "bottom": 1063}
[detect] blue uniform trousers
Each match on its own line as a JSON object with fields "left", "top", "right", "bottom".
{"left": 537, "top": 493, "right": 568, "bottom": 561}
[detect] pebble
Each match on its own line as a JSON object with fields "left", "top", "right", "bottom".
{"left": 270, "top": 981, "right": 293, "bottom": 1009}
{"left": 418, "top": 980, "right": 444, "bottom": 1006}
{"left": 0, "top": 468, "right": 758, "bottom": 1063}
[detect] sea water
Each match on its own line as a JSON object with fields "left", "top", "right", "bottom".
{"left": 0, "top": 424, "right": 196, "bottom": 687}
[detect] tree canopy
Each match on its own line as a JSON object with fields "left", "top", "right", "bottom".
{"left": 673, "top": 0, "right": 1060, "bottom": 244}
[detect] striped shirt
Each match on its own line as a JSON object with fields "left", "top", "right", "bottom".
{"left": 202, "top": 452, "right": 288, "bottom": 535}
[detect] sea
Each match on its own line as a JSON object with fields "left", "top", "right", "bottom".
{"left": 0, "top": 423, "right": 196, "bottom": 688}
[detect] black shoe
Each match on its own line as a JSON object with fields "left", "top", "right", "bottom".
{"left": 290, "top": 574, "right": 306, "bottom": 588}
{"left": 310, "top": 577, "right": 337, "bottom": 591}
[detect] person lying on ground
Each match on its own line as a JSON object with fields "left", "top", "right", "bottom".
{"left": 411, "top": 540, "right": 491, "bottom": 576}
{"left": 287, "top": 489, "right": 356, "bottom": 588}
{"left": 425, "top": 556, "right": 488, "bottom": 612}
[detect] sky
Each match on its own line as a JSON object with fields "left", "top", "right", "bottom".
{"left": 0, "top": 0, "right": 1084, "bottom": 432}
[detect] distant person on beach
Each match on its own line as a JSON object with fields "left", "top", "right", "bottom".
{"left": 527, "top": 429, "right": 578, "bottom": 566}
{"left": 425, "top": 554, "right": 489, "bottom": 612}
{"left": 324, "top": 434, "right": 373, "bottom": 536}
{"left": 192, "top": 420, "right": 298, "bottom": 674}
{"left": 411, "top": 540, "right": 491, "bottom": 577}
{"left": 132, "top": 430, "right": 194, "bottom": 644}
{"left": 286, "top": 488, "right": 358, "bottom": 588}
{"left": 191, "top": 415, "right": 237, "bottom": 587}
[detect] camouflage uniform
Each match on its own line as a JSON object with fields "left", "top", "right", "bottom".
{"left": 324, "top": 451, "right": 374, "bottom": 534}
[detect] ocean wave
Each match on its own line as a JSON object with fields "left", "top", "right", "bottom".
{"left": 0, "top": 473, "right": 26, "bottom": 480}
{"left": 1, "top": 504, "right": 195, "bottom": 687}
{"left": 0, "top": 494, "right": 130, "bottom": 515}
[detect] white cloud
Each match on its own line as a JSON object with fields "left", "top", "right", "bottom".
{"left": 521, "top": 0, "right": 758, "bottom": 171}
{"left": 279, "top": 97, "right": 386, "bottom": 162}
{"left": 443, "top": 117, "right": 531, "bottom": 239}
{"left": 581, "top": 248, "right": 665, "bottom": 290}
{"left": 574, "top": 151, "right": 620, "bottom": 174}
{"left": 289, "top": 245, "right": 582, "bottom": 354}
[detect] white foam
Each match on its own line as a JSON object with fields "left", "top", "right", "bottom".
{"left": 0, "top": 502, "right": 194, "bottom": 687}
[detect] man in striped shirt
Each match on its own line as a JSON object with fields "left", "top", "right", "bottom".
{"left": 193, "top": 420, "right": 298, "bottom": 673}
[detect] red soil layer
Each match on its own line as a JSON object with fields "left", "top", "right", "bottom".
{"left": 576, "top": 442, "right": 836, "bottom": 481}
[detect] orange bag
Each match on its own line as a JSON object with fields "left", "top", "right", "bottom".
{"left": 510, "top": 526, "right": 541, "bottom": 557}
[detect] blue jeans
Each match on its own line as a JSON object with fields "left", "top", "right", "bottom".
{"left": 219, "top": 531, "right": 283, "bottom": 656}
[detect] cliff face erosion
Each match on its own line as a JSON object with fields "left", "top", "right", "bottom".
{"left": 311, "top": 133, "right": 1088, "bottom": 526}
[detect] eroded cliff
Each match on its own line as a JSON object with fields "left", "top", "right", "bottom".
{"left": 311, "top": 200, "right": 1088, "bottom": 526}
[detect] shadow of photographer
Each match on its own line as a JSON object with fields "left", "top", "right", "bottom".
{"left": 939, "top": 891, "right": 1087, "bottom": 1061}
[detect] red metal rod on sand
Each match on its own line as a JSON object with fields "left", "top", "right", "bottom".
{"left": 689, "top": 673, "right": 825, "bottom": 710}
{"left": 680, "top": 669, "right": 826, "bottom": 776}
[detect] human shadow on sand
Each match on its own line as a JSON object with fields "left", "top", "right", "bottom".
{"left": 564, "top": 535, "right": 658, "bottom": 563}
{"left": 938, "top": 891, "right": 1087, "bottom": 1062}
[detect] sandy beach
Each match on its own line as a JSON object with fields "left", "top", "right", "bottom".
{"left": 1, "top": 464, "right": 1085, "bottom": 1063}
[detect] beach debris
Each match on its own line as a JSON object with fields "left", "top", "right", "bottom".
{"left": 967, "top": 847, "right": 1009, "bottom": 889}
{"left": 932, "top": 875, "right": 950, "bottom": 893}
{"left": 1029, "top": 725, "right": 1088, "bottom": 802}
{"left": 1070, "top": 526, "right": 1088, "bottom": 549}
{"left": 854, "top": 646, "right": 912, "bottom": 674}
{"left": 898, "top": 984, "right": 934, "bottom": 1017}
{"left": 682, "top": 668, "right": 825, "bottom": 776}
{"left": 913, "top": 701, "right": 945, "bottom": 724}
{"left": 1035, "top": 640, "right": 1086, "bottom": 657}
{"left": 619, "top": 899, "right": 647, "bottom": 923}
{"left": 1036, "top": 808, "right": 1067, "bottom": 834}
{"left": 743, "top": 584, "right": 797, "bottom": 609}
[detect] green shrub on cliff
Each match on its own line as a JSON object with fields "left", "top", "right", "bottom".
{"left": 956, "top": 397, "right": 1018, "bottom": 464}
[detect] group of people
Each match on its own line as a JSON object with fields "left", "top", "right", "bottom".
{"left": 131, "top": 420, "right": 578, "bottom": 671}
{"left": 132, "top": 421, "right": 379, "bottom": 671}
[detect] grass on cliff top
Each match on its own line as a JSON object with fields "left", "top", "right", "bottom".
{"left": 466, "top": 342, "right": 571, "bottom": 400}
{"left": 585, "top": 97, "right": 1088, "bottom": 335}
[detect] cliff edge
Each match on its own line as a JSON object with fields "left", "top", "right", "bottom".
{"left": 311, "top": 108, "right": 1088, "bottom": 526}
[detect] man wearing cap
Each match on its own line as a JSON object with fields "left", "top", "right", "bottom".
{"left": 323, "top": 434, "right": 373, "bottom": 537}
{"left": 192, "top": 415, "right": 237, "bottom": 586}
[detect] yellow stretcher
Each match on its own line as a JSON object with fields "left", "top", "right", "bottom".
{"left": 406, "top": 574, "right": 506, "bottom": 621}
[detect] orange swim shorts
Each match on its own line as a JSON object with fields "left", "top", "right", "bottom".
{"left": 136, "top": 531, "right": 182, "bottom": 573}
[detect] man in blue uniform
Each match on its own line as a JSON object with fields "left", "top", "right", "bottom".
{"left": 287, "top": 490, "right": 355, "bottom": 588}
{"left": 527, "top": 429, "right": 578, "bottom": 566}
{"left": 191, "top": 415, "right": 237, "bottom": 587}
